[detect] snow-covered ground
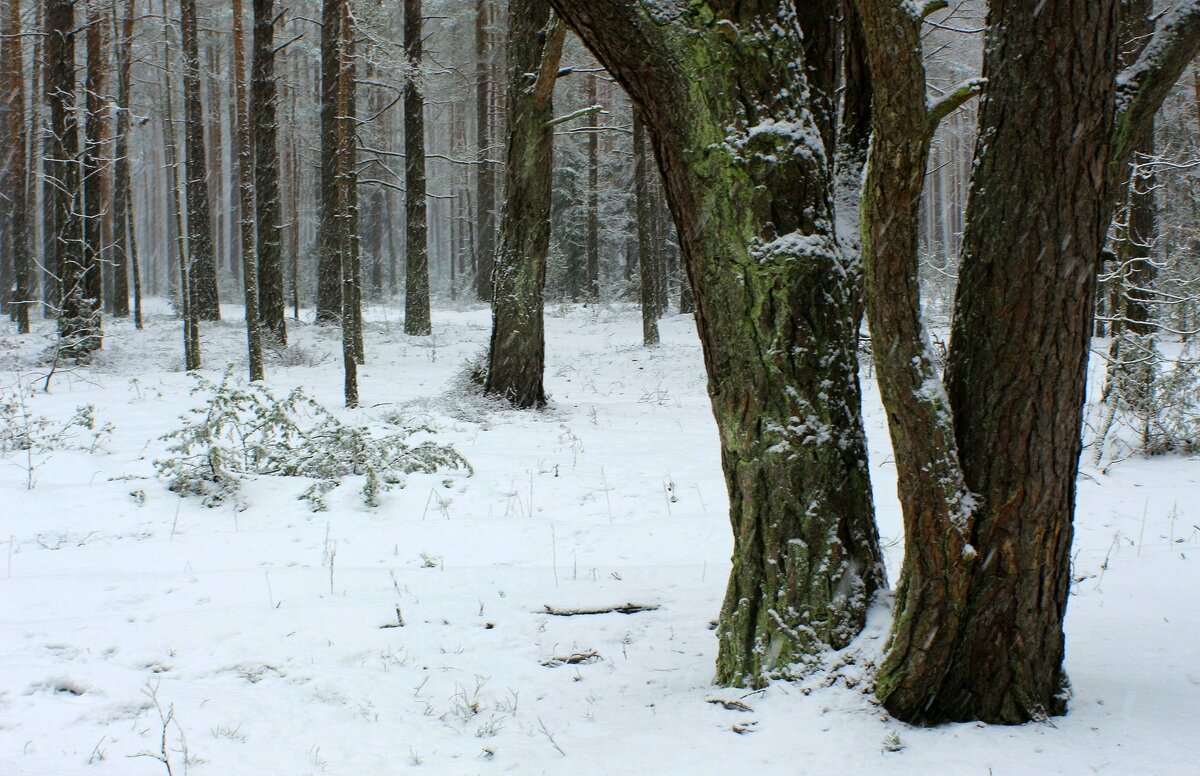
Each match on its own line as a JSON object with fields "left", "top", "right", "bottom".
{"left": 1, "top": 301, "right": 1197, "bottom": 775}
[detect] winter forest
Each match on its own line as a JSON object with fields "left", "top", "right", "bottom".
{"left": 2, "top": 0, "right": 1199, "bottom": 772}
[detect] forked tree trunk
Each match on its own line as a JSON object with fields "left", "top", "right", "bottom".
{"left": 549, "top": 0, "right": 884, "bottom": 684}
{"left": 403, "top": 0, "right": 431, "bottom": 335}
{"left": 253, "top": 0, "right": 286, "bottom": 344}
{"left": 482, "top": 0, "right": 564, "bottom": 408}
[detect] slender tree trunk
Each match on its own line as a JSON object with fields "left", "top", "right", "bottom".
{"left": 232, "top": 0, "right": 264, "bottom": 379}
{"left": 79, "top": 0, "right": 107, "bottom": 347}
{"left": 337, "top": 0, "right": 359, "bottom": 406}
{"left": 483, "top": 0, "right": 563, "bottom": 407}
{"left": 585, "top": 72, "right": 600, "bottom": 303}
{"left": 161, "top": 0, "right": 199, "bottom": 369}
{"left": 316, "top": 0, "right": 342, "bottom": 323}
{"left": 474, "top": 0, "right": 496, "bottom": 302}
{"left": 550, "top": 0, "right": 884, "bottom": 684}
{"left": 50, "top": 0, "right": 96, "bottom": 353}
{"left": 181, "top": 0, "right": 219, "bottom": 320}
{"left": 254, "top": 0, "right": 286, "bottom": 344}
{"left": 112, "top": 0, "right": 138, "bottom": 323}
{"left": 2, "top": 0, "right": 30, "bottom": 332}
{"left": 403, "top": 0, "right": 431, "bottom": 335}
{"left": 633, "top": 113, "right": 657, "bottom": 346}
{"left": 851, "top": 0, "right": 979, "bottom": 723}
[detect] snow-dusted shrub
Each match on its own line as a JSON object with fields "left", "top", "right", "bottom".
{"left": 1094, "top": 334, "right": 1200, "bottom": 462}
{"left": 0, "top": 392, "right": 112, "bottom": 488}
{"left": 155, "top": 371, "right": 471, "bottom": 509}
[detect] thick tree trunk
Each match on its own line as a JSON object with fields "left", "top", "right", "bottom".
{"left": 474, "top": 0, "right": 496, "bottom": 302}
{"left": 929, "top": 0, "right": 1121, "bottom": 724}
{"left": 232, "top": 0, "right": 264, "bottom": 380}
{"left": 549, "top": 0, "right": 884, "bottom": 684}
{"left": 181, "top": 0, "right": 220, "bottom": 321}
{"left": 2, "top": 0, "right": 30, "bottom": 333}
{"left": 633, "top": 113, "right": 657, "bottom": 347}
{"left": 403, "top": 0, "right": 431, "bottom": 336}
{"left": 482, "top": 0, "right": 563, "bottom": 408}
{"left": 253, "top": 0, "right": 286, "bottom": 344}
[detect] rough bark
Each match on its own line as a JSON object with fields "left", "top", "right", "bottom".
{"left": 233, "top": 0, "right": 264, "bottom": 380}
{"left": 482, "top": 0, "right": 564, "bottom": 408}
{"left": 253, "top": 0, "right": 286, "bottom": 344}
{"left": 934, "top": 0, "right": 1121, "bottom": 724}
{"left": 403, "top": 0, "right": 431, "bottom": 336}
{"left": 549, "top": 0, "right": 884, "bottom": 685}
{"left": 181, "top": 0, "right": 220, "bottom": 321}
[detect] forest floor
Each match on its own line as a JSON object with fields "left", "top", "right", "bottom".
{"left": 1, "top": 300, "right": 1197, "bottom": 775}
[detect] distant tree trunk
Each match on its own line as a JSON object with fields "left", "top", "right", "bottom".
{"left": 232, "top": 0, "right": 264, "bottom": 379}
{"left": 161, "top": 0, "right": 199, "bottom": 369}
{"left": 632, "top": 113, "right": 657, "bottom": 346}
{"left": 550, "top": 0, "right": 884, "bottom": 684}
{"left": 253, "top": 0, "right": 286, "bottom": 344}
{"left": 474, "top": 0, "right": 496, "bottom": 302}
{"left": 585, "top": 72, "right": 600, "bottom": 303}
{"left": 403, "top": 0, "right": 431, "bottom": 335}
{"left": 2, "top": 0, "right": 30, "bottom": 333}
{"left": 39, "top": 0, "right": 59, "bottom": 316}
{"left": 112, "top": 0, "right": 138, "bottom": 324}
{"left": 181, "top": 0, "right": 219, "bottom": 321}
{"left": 483, "top": 0, "right": 564, "bottom": 407}
{"left": 50, "top": 0, "right": 98, "bottom": 354}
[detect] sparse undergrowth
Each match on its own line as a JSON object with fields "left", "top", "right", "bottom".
{"left": 154, "top": 370, "right": 471, "bottom": 509}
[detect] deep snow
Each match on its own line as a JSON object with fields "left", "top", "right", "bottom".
{"left": 1, "top": 301, "right": 1197, "bottom": 775}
